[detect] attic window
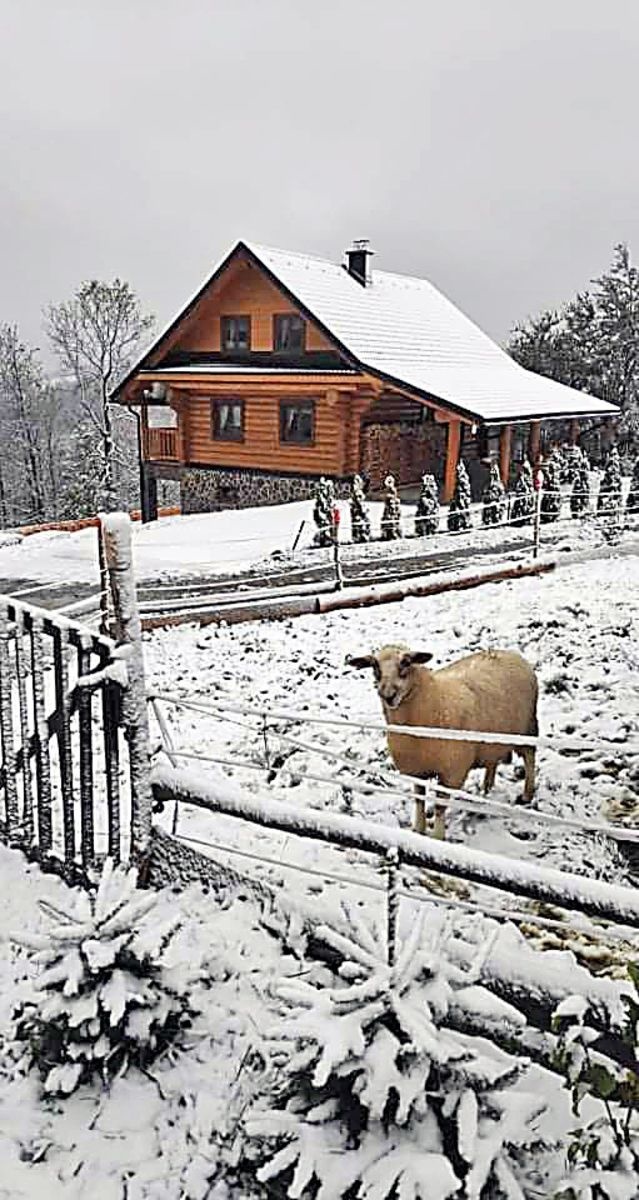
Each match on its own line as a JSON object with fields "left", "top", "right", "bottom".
{"left": 221, "top": 315, "right": 251, "bottom": 353}
{"left": 274, "top": 313, "right": 306, "bottom": 352}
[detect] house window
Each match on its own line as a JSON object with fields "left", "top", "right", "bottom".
{"left": 280, "top": 400, "right": 314, "bottom": 445}
{"left": 221, "top": 316, "right": 251, "bottom": 353}
{"left": 274, "top": 313, "right": 306, "bottom": 352}
{"left": 212, "top": 399, "right": 244, "bottom": 442}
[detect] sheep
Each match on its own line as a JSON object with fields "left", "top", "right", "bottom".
{"left": 347, "top": 644, "right": 538, "bottom": 838}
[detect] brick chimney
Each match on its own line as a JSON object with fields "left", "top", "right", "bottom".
{"left": 345, "top": 239, "right": 374, "bottom": 286}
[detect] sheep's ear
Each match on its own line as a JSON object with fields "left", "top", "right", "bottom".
{"left": 407, "top": 651, "right": 433, "bottom": 665}
{"left": 346, "top": 654, "right": 375, "bottom": 671}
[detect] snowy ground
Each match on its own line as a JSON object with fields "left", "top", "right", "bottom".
{"left": 145, "top": 550, "right": 639, "bottom": 940}
{"left": 0, "top": 841, "right": 618, "bottom": 1200}
{"left": 1, "top": 543, "right": 638, "bottom": 1195}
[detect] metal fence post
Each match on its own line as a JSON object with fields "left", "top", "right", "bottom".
{"left": 100, "top": 513, "right": 153, "bottom": 876}
{"left": 385, "top": 846, "right": 400, "bottom": 967}
{"left": 532, "top": 472, "right": 543, "bottom": 560}
{"left": 97, "top": 521, "right": 111, "bottom": 636}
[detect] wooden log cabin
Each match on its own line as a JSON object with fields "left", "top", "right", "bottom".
{"left": 112, "top": 239, "right": 618, "bottom": 520}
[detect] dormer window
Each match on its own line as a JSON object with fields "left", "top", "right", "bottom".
{"left": 221, "top": 315, "right": 251, "bottom": 353}
{"left": 274, "top": 313, "right": 306, "bottom": 352}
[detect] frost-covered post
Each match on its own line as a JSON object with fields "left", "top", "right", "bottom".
{"left": 100, "top": 513, "right": 153, "bottom": 873}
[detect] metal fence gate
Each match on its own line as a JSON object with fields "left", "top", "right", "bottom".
{"left": 0, "top": 514, "right": 153, "bottom": 884}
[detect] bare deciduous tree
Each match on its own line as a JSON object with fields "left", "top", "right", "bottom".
{"left": 0, "top": 324, "right": 54, "bottom": 523}
{"left": 44, "top": 280, "right": 154, "bottom": 510}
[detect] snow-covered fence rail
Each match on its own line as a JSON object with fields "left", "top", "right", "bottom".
{"left": 151, "top": 760, "right": 639, "bottom": 929}
{"left": 0, "top": 514, "right": 154, "bottom": 883}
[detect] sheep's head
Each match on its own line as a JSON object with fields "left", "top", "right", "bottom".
{"left": 347, "top": 644, "right": 433, "bottom": 709}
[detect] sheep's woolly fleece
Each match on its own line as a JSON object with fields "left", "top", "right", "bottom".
{"left": 145, "top": 552, "right": 639, "bottom": 915}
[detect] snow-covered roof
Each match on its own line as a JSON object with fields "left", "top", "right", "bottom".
{"left": 245, "top": 242, "right": 616, "bottom": 424}
{"left": 116, "top": 239, "right": 618, "bottom": 424}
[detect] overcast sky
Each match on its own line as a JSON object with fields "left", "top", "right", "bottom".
{"left": 2, "top": 0, "right": 639, "bottom": 363}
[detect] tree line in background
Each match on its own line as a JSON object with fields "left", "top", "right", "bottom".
{"left": 0, "top": 281, "right": 154, "bottom": 528}
{"left": 1, "top": 243, "right": 638, "bottom": 529}
{"left": 508, "top": 242, "right": 639, "bottom": 451}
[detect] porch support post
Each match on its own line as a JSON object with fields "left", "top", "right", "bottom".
{"left": 569, "top": 418, "right": 580, "bottom": 445}
{"left": 529, "top": 420, "right": 541, "bottom": 466}
{"left": 443, "top": 419, "right": 461, "bottom": 503}
{"left": 141, "top": 464, "right": 158, "bottom": 524}
{"left": 499, "top": 424, "right": 512, "bottom": 487}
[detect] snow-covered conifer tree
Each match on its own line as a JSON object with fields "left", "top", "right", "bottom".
{"left": 245, "top": 910, "right": 549, "bottom": 1200}
{"left": 381, "top": 474, "right": 403, "bottom": 540}
{"left": 350, "top": 474, "right": 371, "bottom": 543}
{"left": 626, "top": 456, "right": 639, "bottom": 514}
{"left": 510, "top": 461, "right": 535, "bottom": 527}
{"left": 570, "top": 449, "right": 591, "bottom": 517}
{"left": 481, "top": 463, "right": 506, "bottom": 527}
{"left": 562, "top": 444, "right": 582, "bottom": 486}
{"left": 414, "top": 473, "right": 440, "bottom": 537}
{"left": 12, "top": 859, "right": 194, "bottom": 1096}
{"left": 447, "top": 460, "right": 472, "bottom": 532}
{"left": 597, "top": 446, "right": 623, "bottom": 523}
{"left": 540, "top": 457, "right": 562, "bottom": 523}
{"left": 313, "top": 478, "right": 336, "bottom": 547}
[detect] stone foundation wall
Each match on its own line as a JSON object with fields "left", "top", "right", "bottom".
{"left": 180, "top": 466, "right": 351, "bottom": 514}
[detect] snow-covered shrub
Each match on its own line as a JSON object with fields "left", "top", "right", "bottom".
{"left": 597, "top": 447, "right": 623, "bottom": 523}
{"left": 570, "top": 450, "right": 591, "bottom": 517}
{"left": 313, "top": 477, "right": 337, "bottom": 547}
{"left": 553, "top": 972, "right": 639, "bottom": 1200}
{"left": 350, "top": 474, "right": 371, "bottom": 543}
{"left": 245, "top": 909, "right": 549, "bottom": 1199}
{"left": 540, "top": 457, "right": 562, "bottom": 524}
{"left": 626, "top": 457, "right": 639, "bottom": 514}
{"left": 510, "top": 461, "right": 535, "bottom": 527}
{"left": 481, "top": 463, "right": 506, "bottom": 527}
{"left": 381, "top": 474, "right": 403, "bottom": 540}
{"left": 414, "top": 473, "right": 440, "bottom": 537}
{"left": 447, "top": 460, "right": 472, "bottom": 532}
{"left": 12, "top": 860, "right": 194, "bottom": 1096}
{"left": 562, "top": 445, "right": 582, "bottom": 486}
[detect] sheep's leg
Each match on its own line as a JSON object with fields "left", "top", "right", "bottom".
{"left": 522, "top": 748, "right": 536, "bottom": 804}
{"left": 483, "top": 762, "right": 497, "bottom": 794}
{"left": 413, "top": 784, "right": 427, "bottom": 835}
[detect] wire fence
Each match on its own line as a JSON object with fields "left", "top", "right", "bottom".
{"left": 148, "top": 685, "right": 639, "bottom": 951}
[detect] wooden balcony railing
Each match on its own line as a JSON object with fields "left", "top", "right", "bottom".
{"left": 147, "top": 428, "right": 178, "bottom": 461}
